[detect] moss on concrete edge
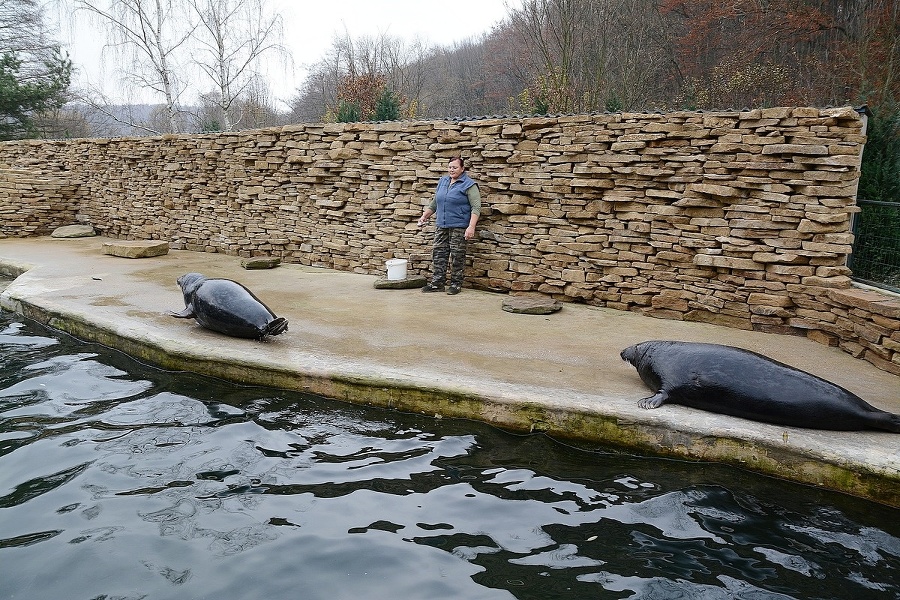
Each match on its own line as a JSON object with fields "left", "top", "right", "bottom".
{"left": 10, "top": 300, "right": 900, "bottom": 509}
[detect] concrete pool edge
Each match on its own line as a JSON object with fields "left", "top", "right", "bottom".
{"left": 2, "top": 287, "right": 898, "bottom": 509}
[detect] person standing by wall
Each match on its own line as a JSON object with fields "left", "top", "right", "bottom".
{"left": 417, "top": 156, "right": 481, "bottom": 295}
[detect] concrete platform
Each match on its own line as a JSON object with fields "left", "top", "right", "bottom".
{"left": 1, "top": 236, "right": 898, "bottom": 506}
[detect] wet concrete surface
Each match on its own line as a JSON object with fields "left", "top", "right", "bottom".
{"left": 1, "top": 236, "right": 898, "bottom": 506}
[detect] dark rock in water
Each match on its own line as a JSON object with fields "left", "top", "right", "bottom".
{"left": 101, "top": 240, "right": 169, "bottom": 258}
{"left": 52, "top": 225, "right": 96, "bottom": 238}
{"left": 374, "top": 276, "right": 427, "bottom": 289}
{"left": 242, "top": 257, "right": 281, "bottom": 270}
{"left": 502, "top": 296, "right": 562, "bottom": 315}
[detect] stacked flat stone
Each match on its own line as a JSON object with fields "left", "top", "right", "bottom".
{"left": 0, "top": 167, "right": 79, "bottom": 238}
{"left": 0, "top": 107, "right": 896, "bottom": 374}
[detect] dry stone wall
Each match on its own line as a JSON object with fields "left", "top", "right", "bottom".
{"left": 0, "top": 166, "right": 78, "bottom": 236}
{"left": 0, "top": 106, "right": 898, "bottom": 374}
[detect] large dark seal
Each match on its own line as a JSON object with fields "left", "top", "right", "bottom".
{"left": 620, "top": 340, "right": 900, "bottom": 432}
{"left": 171, "top": 273, "right": 288, "bottom": 340}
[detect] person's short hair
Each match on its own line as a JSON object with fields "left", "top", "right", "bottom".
{"left": 449, "top": 156, "right": 464, "bottom": 169}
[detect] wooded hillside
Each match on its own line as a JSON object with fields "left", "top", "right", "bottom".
{"left": 290, "top": 0, "right": 899, "bottom": 120}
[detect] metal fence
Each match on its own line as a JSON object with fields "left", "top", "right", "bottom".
{"left": 849, "top": 199, "right": 900, "bottom": 293}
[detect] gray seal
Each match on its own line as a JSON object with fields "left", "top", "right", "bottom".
{"left": 620, "top": 340, "right": 900, "bottom": 432}
{"left": 171, "top": 272, "right": 288, "bottom": 340}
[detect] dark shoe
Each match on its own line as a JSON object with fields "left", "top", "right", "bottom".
{"left": 422, "top": 283, "right": 445, "bottom": 293}
{"left": 447, "top": 284, "right": 461, "bottom": 295}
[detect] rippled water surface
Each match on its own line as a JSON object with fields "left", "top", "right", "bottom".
{"left": 1, "top": 313, "right": 898, "bottom": 600}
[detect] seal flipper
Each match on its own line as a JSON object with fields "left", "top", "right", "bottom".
{"left": 261, "top": 317, "right": 288, "bottom": 338}
{"left": 638, "top": 391, "right": 668, "bottom": 409}
{"left": 170, "top": 307, "right": 195, "bottom": 318}
{"left": 871, "top": 410, "right": 900, "bottom": 433}
{"left": 889, "top": 413, "right": 900, "bottom": 433}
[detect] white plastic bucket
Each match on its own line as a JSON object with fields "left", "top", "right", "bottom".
{"left": 385, "top": 258, "right": 408, "bottom": 280}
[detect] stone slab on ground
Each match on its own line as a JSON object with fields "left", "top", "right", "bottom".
{"left": 52, "top": 225, "right": 96, "bottom": 238}
{"left": 502, "top": 296, "right": 563, "bottom": 315}
{"left": 242, "top": 257, "right": 281, "bottom": 269}
{"left": 374, "top": 275, "right": 427, "bottom": 289}
{"left": 101, "top": 240, "right": 170, "bottom": 258}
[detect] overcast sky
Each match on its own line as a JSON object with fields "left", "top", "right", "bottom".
{"left": 58, "top": 0, "right": 514, "bottom": 109}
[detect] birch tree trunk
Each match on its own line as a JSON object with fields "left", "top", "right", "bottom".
{"left": 189, "top": 0, "right": 286, "bottom": 132}
{"left": 76, "top": 0, "right": 193, "bottom": 133}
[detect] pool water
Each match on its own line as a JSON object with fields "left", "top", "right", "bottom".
{"left": 1, "top": 313, "right": 898, "bottom": 600}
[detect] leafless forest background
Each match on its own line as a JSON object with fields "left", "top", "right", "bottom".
{"left": 291, "top": 0, "right": 898, "bottom": 122}
{"left": 40, "top": 0, "right": 899, "bottom": 138}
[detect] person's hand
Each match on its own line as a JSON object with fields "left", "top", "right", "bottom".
{"left": 465, "top": 226, "right": 475, "bottom": 240}
{"left": 417, "top": 217, "right": 427, "bottom": 227}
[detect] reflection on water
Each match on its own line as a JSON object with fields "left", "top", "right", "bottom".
{"left": 0, "top": 313, "right": 898, "bottom": 600}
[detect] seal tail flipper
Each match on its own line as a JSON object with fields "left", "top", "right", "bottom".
{"left": 170, "top": 307, "right": 195, "bottom": 318}
{"left": 638, "top": 391, "right": 668, "bottom": 409}
{"left": 871, "top": 410, "right": 900, "bottom": 433}
{"left": 262, "top": 317, "right": 288, "bottom": 338}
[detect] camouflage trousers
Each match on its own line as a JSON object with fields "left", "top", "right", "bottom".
{"left": 430, "top": 227, "right": 467, "bottom": 287}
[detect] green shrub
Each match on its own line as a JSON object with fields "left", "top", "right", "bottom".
{"left": 374, "top": 88, "right": 400, "bottom": 121}
{"left": 336, "top": 101, "right": 362, "bottom": 123}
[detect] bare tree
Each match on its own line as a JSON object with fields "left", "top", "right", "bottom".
{"left": 606, "top": 0, "right": 670, "bottom": 109}
{"left": 420, "top": 39, "right": 491, "bottom": 117}
{"left": 34, "top": 103, "right": 93, "bottom": 138}
{"left": 75, "top": 0, "right": 194, "bottom": 133}
{"left": 290, "top": 67, "right": 332, "bottom": 122}
{"left": 507, "top": 0, "right": 669, "bottom": 112}
{"left": 195, "top": 73, "right": 281, "bottom": 130}
{"left": 75, "top": 85, "right": 173, "bottom": 135}
{"left": 234, "top": 74, "right": 283, "bottom": 128}
{"left": 291, "top": 30, "right": 435, "bottom": 122}
{"left": 188, "top": 0, "right": 287, "bottom": 131}
{"left": 1, "top": 0, "right": 62, "bottom": 64}
{"left": 507, "top": 0, "right": 587, "bottom": 112}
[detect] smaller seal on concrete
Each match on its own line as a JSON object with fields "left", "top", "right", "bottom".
{"left": 620, "top": 340, "right": 900, "bottom": 432}
{"left": 171, "top": 272, "right": 288, "bottom": 340}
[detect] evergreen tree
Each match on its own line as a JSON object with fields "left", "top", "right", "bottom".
{"left": 374, "top": 88, "right": 400, "bottom": 121}
{"left": 0, "top": 50, "right": 71, "bottom": 139}
{"left": 336, "top": 101, "right": 362, "bottom": 123}
{"left": 0, "top": 0, "right": 72, "bottom": 140}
